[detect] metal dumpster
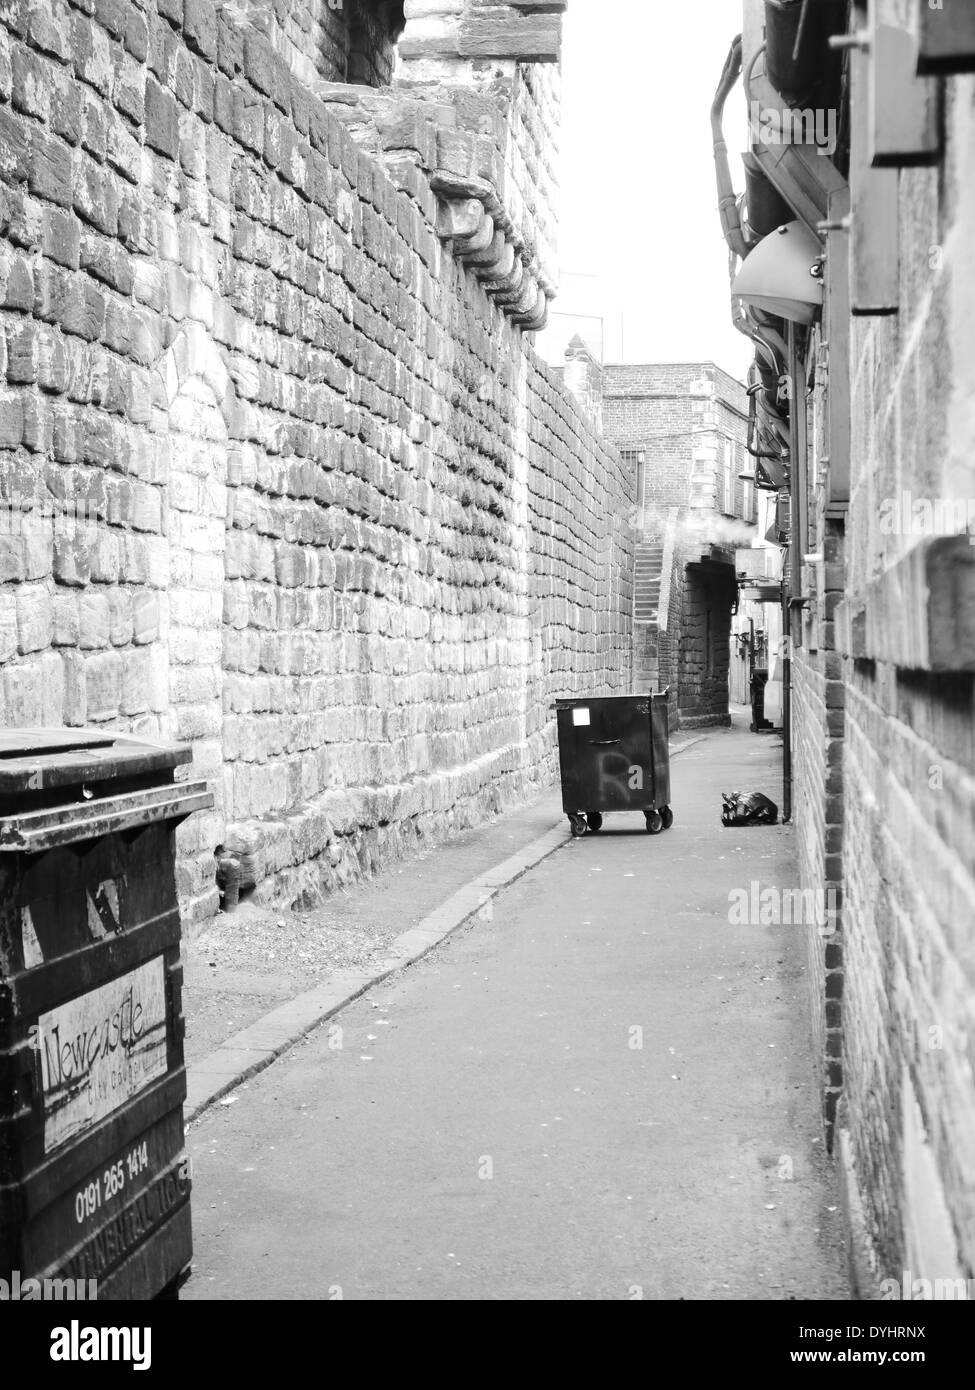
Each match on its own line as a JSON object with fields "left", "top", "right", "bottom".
{"left": 0, "top": 729, "right": 213, "bottom": 1300}
{"left": 554, "top": 692, "right": 673, "bottom": 836}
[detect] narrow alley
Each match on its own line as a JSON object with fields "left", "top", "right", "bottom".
{"left": 1, "top": 0, "right": 973, "bottom": 1358}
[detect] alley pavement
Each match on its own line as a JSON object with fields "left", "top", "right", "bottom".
{"left": 181, "top": 785, "right": 581, "bottom": 1070}
{"left": 183, "top": 715, "right": 849, "bottom": 1300}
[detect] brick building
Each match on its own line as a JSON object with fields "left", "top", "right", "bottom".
{"left": 600, "top": 360, "right": 768, "bottom": 729}
{"left": 0, "top": 0, "right": 633, "bottom": 924}
{"left": 711, "top": 0, "right": 975, "bottom": 1294}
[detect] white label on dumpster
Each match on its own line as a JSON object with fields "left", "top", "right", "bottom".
{"left": 572, "top": 708, "right": 591, "bottom": 726}
{"left": 21, "top": 906, "right": 44, "bottom": 968}
{"left": 37, "top": 957, "right": 168, "bottom": 1153}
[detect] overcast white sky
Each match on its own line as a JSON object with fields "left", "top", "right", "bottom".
{"left": 536, "top": 0, "right": 753, "bottom": 381}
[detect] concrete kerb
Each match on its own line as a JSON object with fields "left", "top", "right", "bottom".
{"left": 668, "top": 736, "right": 705, "bottom": 758}
{"left": 184, "top": 738, "right": 704, "bottom": 1125}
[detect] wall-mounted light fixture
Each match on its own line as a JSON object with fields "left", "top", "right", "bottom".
{"left": 732, "top": 221, "right": 824, "bottom": 324}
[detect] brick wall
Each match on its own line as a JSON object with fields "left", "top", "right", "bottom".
{"left": 790, "top": 516, "right": 845, "bottom": 1144}
{"left": 800, "top": 73, "right": 975, "bottom": 1282}
{"left": 0, "top": 0, "right": 630, "bottom": 927}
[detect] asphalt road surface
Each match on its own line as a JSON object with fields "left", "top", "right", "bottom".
{"left": 184, "top": 726, "right": 849, "bottom": 1300}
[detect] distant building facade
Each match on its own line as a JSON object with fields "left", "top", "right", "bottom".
{"left": 601, "top": 362, "right": 772, "bottom": 728}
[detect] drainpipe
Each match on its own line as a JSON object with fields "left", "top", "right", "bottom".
{"left": 788, "top": 322, "right": 809, "bottom": 601}
{"left": 781, "top": 319, "right": 809, "bottom": 825}
{"left": 711, "top": 35, "right": 749, "bottom": 263}
{"left": 781, "top": 585, "right": 792, "bottom": 822}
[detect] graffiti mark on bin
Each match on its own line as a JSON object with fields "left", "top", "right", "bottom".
{"left": 86, "top": 879, "right": 121, "bottom": 939}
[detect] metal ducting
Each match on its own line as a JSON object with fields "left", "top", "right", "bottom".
{"left": 743, "top": 155, "right": 793, "bottom": 240}
{"left": 764, "top": 0, "right": 846, "bottom": 109}
{"left": 711, "top": 34, "right": 749, "bottom": 262}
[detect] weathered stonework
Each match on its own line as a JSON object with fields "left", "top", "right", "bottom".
{"left": 224, "top": 0, "right": 406, "bottom": 89}
{"left": 308, "top": 0, "right": 563, "bottom": 334}
{"left": 0, "top": 0, "right": 630, "bottom": 928}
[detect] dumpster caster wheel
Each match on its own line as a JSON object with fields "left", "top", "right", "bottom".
{"left": 645, "top": 810, "right": 664, "bottom": 835}
{"left": 569, "top": 814, "right": 588, "bottom": 837}
{"left": 586, "top": 812, "right": 603, "bottom": 833}
{"left": 661, "top": 806, "right": 674, "bottom": 830}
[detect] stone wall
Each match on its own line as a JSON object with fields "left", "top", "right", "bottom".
{"left": 313, "top": 3, "right": 563, "bottom": 321}
{"left": 0, "top": 0, "right": 631, "bottom": 928}
{"left": 225, "top": 0, "right": 404, "bottom": 88}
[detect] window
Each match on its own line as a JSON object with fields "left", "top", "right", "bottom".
{"left": 741, "top": 446, "right": 756, "bottom": 522}
{"left": 742, "top": 475, "right": 755, "bottom": 522}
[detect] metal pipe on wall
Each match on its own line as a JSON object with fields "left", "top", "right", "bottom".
{"left": 781, "top": 319, "right": 807, "bottom": 824}
{"left": 781, "top": 589, "right": 792, "bottom": 822}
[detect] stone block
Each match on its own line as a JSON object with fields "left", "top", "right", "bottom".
{"left": 16, "top": 585, "right": 53, "bottom": 653}
{"left": 0, "top": 592, "right": 17, "bottom": 662}
{"left": 0, "top": 105, "right": 30, "bottom": 183}
{"left": 60, "top": 650, "right": 86, "bottom": 724}
{"left": 4, "top": 255, "right": 34, "bottom": 312}
{"left": 108, "top": 588, "right": 133, "bottom": 645}
{"left": 85, "top": 648, "right": 122, "bottom": 721}
{"left": 145, "top": 78, "right": 179, "bottom": 159}
{"left": 71, "top": 11, "right": 113, "bottom": 94}
{"left": 132, "top": 589, "right": 160, "bottom": 644}
{"left": 2, "top": 661, "right": 45, "bottom": 725}
{"left": 243, "top": 31, "right": 274, "bottom": 96}
{"left": 12, "top": 46, "right": 51, "bottom": 121}
{"left": 52, "top": 590, "right": 80, "bottom": 647}
{"left": 53, "top": 528, "right": 92, "bottom": 587}
{"left": 78, "top": 589, "right": 110, "bottom": 648}
{"left": 27, "top": 3, "right": 73, "bottom": 63}
{"left": 121, "top": 646, "right": 151, "bottom": 714}
{"left": 0, "top": 392, "right": 24, "bottom": 448}
{"left": 113, "top": 51, "right": 145, "bottom": 125}
{"left": 28, "top": 129, "right": 73, "bottom": 208}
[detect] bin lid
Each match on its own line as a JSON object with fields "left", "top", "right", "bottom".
{"left": 0, "top": 728, "right": 192, "bottom": 794}
{"left": 552, "top": 690, "right": 669, "bottom": 709}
